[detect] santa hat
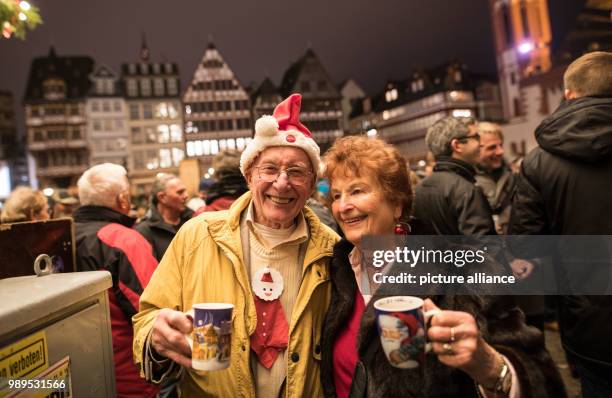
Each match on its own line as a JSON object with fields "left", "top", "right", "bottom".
{"left": 261, "top": 271, "right": 274, "bottom": 283}
{"left": 240, "top": 93, "right": 320, "bottom": 176}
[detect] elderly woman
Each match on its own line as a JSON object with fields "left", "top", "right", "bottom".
{"left": 1, "top": 186, "right": 49, "bottom": 223}
{"left": 320, "top": 136, "right": 565, "bottom": 398}
{"left": 133, "top": 94, "right": 339, "bottom": 397}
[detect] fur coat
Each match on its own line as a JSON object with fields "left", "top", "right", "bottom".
{"left": 320, "top": 239, "right": 566, "bottom": 398}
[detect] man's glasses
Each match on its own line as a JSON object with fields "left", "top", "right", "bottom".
{"left": 455, "top": 133, "right": 480, "bottom": 142}
{"left": 255, "top": 165, "right": 313, "bottom": 185}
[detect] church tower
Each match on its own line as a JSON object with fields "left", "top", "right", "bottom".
{"left": 489, "top": 0, "right": 552, "bottom": 120}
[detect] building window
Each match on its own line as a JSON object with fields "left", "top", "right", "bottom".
{"left": 93, "top": 120, "right": 102, "bottom": 131}
{"left": 513, "top": 97, "right": 522, "bottom": 117}
{"left": 159, "top": 149, "right": 172, "bottom": 168}
{"left": 167, "top": 78, "right": 178, "bottom": 96}
{"left": 140, "top": 63, "right": 149, "bottom": 74}
{"left": 104, "top": 79, "right": 114, "bottom": 94}
{"left": 72, "top": 128, "right": 81, "bottom": 139}
{"left": 96, "top": 80, "right": 105, "bottom": 94}
{"left": 385, "top": 88, "right": 398, "bottom": 102}
{"left": 300, "top": 81, "right": 311, "bottom": 92}
{"left": 154, "top": 78, "right": 165, "bottom": 96}
{"left": 454, "top": 71, "right": 462, "bottom": 83}
{"left": 143, "top": 104, "right": 153, "bottom": 119}
{"left": 33, "top": 130, "right": 45, "bottom": 141}
{"left": 114, "top": 101, "right": 122, "bottom": 112}
{"left": 157, "top": 125, "right": 170, "bottom": 143}
{"left": 172, "top": 148, "right": 184, "bottom": 166}
{"left": 131, "top": 127, "right": 143, "bottom": 144}
{"left": 91, "top": 101, "right": 100, "bottom": 112}
{"left": 170, "top": 124, "right": 182, "bottom": 142}
{"left": 129, "top": 104, "right": 140, "bottom": 120}
{"left": 164, "top": 63, "right": 173, "bottom": 74}
{"left": 128, "top": 64, "right": 137, "bottom": 74}
{"left": 102, "top": 101, "right": 111, "bottom": 112}
{"left": 153, "top": 64, "right": 161, "bottom": 74}
{"left": 127, "top": 80, "right": 138, "bottom": 97}
{"left": 140, "top": 79, "right": 152, "bottom": 97}
{"left": 317, "top": 81, "right": 327, "bottom": 91}
{"left": 144, "top": 127, "right": 156, "bottom": 143}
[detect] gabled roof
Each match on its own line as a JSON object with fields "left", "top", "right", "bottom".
{"left": 251, "top": 77, "right": 281, "bottom": 101}
{"left": 279, "top": 48, "right": 341, "bottom": 99}
{"left": 24, "top": 46, "right": 95, "bottom": 102}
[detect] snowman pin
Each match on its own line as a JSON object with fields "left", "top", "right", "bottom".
{"left": 250, "top": 266, "right": 289, "bottom": 368}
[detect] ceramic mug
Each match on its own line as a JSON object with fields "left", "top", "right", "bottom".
{"left": 373, "top": 296, "right": 439, "bottom": 369}
{"left": 186, "top": 303, "right": 234, "bottom": 371}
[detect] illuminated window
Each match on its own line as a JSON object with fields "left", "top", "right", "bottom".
{"left": 170, "top": 124, "right": 182, "bottom": 142}
{"left": 385, "top": 88, "right": 398, "bottom": 102}
{"left": 172, "top": 148, "right": 184, "bottom": 166}
{"left": 156, "top": 103, "right": 169, "bottom": 118}
{"left": 186, "top": 141, "right": 195, "bottom": 157}
{"left": 236, "top": 137, "right": 246, "bottom": 151}
{"left": 159, "top": 149, "right": 172, "bottom": 168}
{"left": 158, "top": 125, "right": 170, "bottom": 143}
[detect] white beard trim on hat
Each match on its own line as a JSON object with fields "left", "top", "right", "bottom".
{"left": 252, "top": 266, "right": 284, "bottom": 301}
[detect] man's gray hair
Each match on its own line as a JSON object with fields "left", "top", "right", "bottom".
{"left": 425, "top": 116, "right": 476, "bottom": 158}
{"left": 151, "top": 173, "right": 179, "bottom": 205}
{"left": 78, "top": 163, "right": 129, "bottom": 208}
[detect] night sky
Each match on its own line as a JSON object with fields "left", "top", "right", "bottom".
{"left": 0, "top": 0, "right": 584, "bottom": 136}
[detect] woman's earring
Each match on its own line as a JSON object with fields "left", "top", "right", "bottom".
{"left": 394, "top": 221, "right": 411, "bottom": 235}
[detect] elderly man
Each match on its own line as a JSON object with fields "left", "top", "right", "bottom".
{"left": 414, "top": 116, "right": 496, "bottom": 236}
{"left": 133, "top": 94, "right": 339, "bottom": 397}
{"left": 73, "top": 163, "right": 159, "bottom": 398}
{"left": 136, "top": 173, "right": 193, "bottom": 261}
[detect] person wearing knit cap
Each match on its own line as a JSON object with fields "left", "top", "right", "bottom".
{"left": 133, "top": 93, "right": 340, "bottom": 397}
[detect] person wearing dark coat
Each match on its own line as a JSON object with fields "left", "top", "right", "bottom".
{"left": 194, "top": 150, "right": 249, "bottom": 215}
{"left": 509, "top": 51, "right": 612, "bottom": 397}
{"left": 320, "top": 136, "right": 565, "bottom": 398}
{"left": 74, "top": 163, "right": 159, "bottom": 398}
{"left": 414, "top": 116, "right": 496, "bottom": 236}
{"left": 136, "top": 173, "right": 193, "bottom": 261}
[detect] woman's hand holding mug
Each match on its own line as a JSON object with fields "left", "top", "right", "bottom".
{"left": 424, "top": 299, "right": 506, "bottom": 389}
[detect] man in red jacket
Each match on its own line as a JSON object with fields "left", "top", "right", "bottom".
{"left": 74, "top": 163, "right": 159, "bottom": 398}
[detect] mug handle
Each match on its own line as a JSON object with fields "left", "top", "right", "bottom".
{"left": 184, "top": 309, "right": 195, "bottom": 350}
{"left": 424, "top": 309, "right": 441, "bottom": 353}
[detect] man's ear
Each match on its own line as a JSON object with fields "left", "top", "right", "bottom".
{"left": 156, "top": 190, "right": 165, "bottom": 205}
{"left": 564, "top": 88, "right": 577, "bottom": 100}
{"left": 450, "top": 138, "right": 461, "bottom": 154}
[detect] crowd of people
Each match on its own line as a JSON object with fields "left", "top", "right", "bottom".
{"left": 0, "top": 50, "right": 610, "bottom": 397}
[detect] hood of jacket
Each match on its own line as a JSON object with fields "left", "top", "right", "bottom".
{"left": 535, "top": 96, "right": 612, "bottom": 162}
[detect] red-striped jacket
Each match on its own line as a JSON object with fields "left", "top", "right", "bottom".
{"left": 74, "top": 205, "right": 159, "bottom": 398}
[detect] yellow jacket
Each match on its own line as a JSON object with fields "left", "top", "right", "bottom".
{"left": 133, "top": 192, "right": 338, "bottom": 397}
